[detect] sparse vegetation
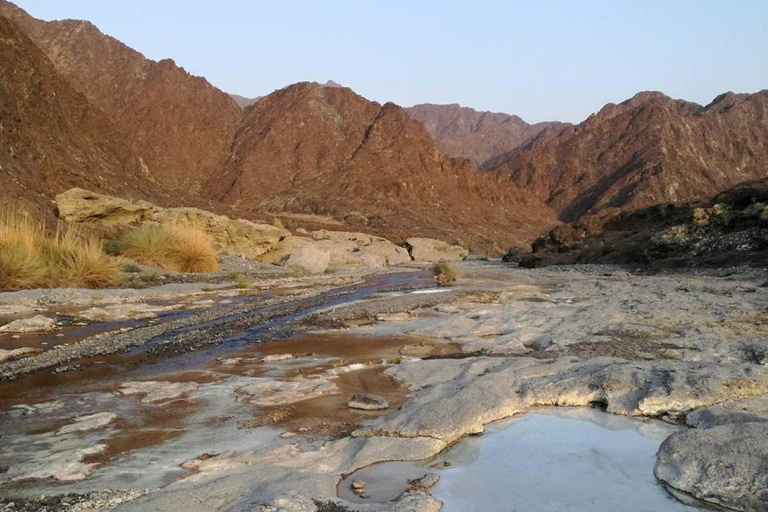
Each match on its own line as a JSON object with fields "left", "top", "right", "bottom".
{"left": 433, "top": 259, "right": 461, "bottom": 284}
{"left": 231, "top": 273, "right": 254, "bottom": 289}
{"left": 0, "top": 208, "right": 122, "bottom": 290}
{"left": 116, "top": 224, "right": 218, "bottom": 273}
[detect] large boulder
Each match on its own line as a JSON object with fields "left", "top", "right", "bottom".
{"left": 261, "top": 230, "right": 410, "bottom": 273}
{"left": 404, "top": 237, "right": 468, "bottom": 262}
{"left": 311, "top": 230, "right": 411, "bottom": 267}
{"left": 150, "top": 207, "right": 289, "bottom": 259}
{"left": 655, "top": 422, "right": 768, "bottom": 511}
{"left": 55, "top": 188, "right": 289, "bottom": 259}
{"left": 55, "top": 188, "right": 152, "bottom": 225}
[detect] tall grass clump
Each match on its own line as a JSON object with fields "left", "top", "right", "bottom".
{"left": 0, "top": 208, "right": 122, "bottom": 290}
{"left": 433, "top": 259, "right": 461, "bottom": 285}
{"left": 117, "top": 224, "right": 218, "bottom": 273}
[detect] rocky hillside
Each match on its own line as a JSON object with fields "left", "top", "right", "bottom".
{"left": 522, "top": 178, "right": 768, "bottom": 268}
{"left": 490, "top": 91, "right": 768, "bottom": 222}
{"left": 0, "top": 14, "right": 165, "bottom": 216}
{"left": 406, "top": 103, "right": 568, "bottom": 169}
{"left": 0, "top": 0, "right": 242, "bottom": 193}
{"left": 210, "top": 82, "right": 556, "bottom": 253}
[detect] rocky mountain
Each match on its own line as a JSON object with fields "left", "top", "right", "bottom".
{"left": 230, "top": 94, "right": 262, "bottom": 109}
{"left": 406, "top": 103, "right": 568, "bottom": 169}
{"left": 209, "top": 82, "right": 556, "bottom": 252}
{"left": 0, "top": 13, "right": 165, "bottom": 217}
{"left": 522, "top": 178, "right": 768, "bottom": 268}
{"left": 491, "top": 91, "right": 768, "bottom": 222}
{"left": 0, "top": 0, "right": 242, "bottom": 193}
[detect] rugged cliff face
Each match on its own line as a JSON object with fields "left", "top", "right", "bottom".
{"left": 406, "top": 103, "right": 568, "bottom": 170}
{"left": 0, "top": 0, "right": 242, "bottom": 193}
{"left": 210, "top": 82, "right": 557, "bottom": 253}
{"left": 491, "top": 91, "right": 768, "bottom": 222}
{"left": 0, "top": 14, "right": 164, "bottom": 216}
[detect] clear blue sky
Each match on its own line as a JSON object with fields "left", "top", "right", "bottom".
{"left": 16, "top": 0, "right": 768, "bottom": 123}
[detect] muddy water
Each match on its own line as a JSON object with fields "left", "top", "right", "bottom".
{"left": 0, "top": 271, "right": 442, "bottom": 497}
{"left": 0, "top": 329, "right": 443, "bottom": 497}
{"left": 338, "top": 409, "right": 702, "bottom": 511}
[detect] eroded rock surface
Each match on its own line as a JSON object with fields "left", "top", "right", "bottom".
{"left": 655, "top": 422, "right": 768, "bottom": 511}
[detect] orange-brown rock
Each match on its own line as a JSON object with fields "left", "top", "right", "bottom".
{"left": 0, "top": 0, "right": 242, "bottom": 193}
{"left": 491, "top": 91, "right": 768, "bottom": 222}
{"left": 0, "top": 14, "right": 161, "bottom": 217}
{"left": 406, "top": 103, "right": 568, "bottom": 170}
{"left": 209, "top": 83, "right": 556, "bottom": 254}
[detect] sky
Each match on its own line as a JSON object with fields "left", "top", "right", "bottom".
{"left": 15, "top": 0, "right": 768, "bottom": 124}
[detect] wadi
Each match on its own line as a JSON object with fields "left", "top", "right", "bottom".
{"left": 0, "top": 2, "right": 766, "bottom": 511}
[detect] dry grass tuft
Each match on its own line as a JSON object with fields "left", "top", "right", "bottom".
{"left": 433, "top": 260, "right": 461, "bottom": 285}
{"left": 117, "top": 224, "right": 218, "bottom": 273}
{"left": 0, "top": 208, "right": 122, "bottom": 290}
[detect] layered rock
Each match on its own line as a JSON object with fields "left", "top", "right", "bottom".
{"left": 491, "top": 90, "right": 768, "bottom": 222}
{"left": 406, "top": 103, "right": 568, "bottom": 169}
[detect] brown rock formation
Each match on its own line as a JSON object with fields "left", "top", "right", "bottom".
{"left": 406, "top": 103, "right": 568, "bottom": 169}
{"left": 0, "top": 14, "right": 161, "bottom": 216}
{"left": 209, "top": 82, "right": 556, "bottom": 253}
{"left": 0, "top": 0, "right": 242, "bottom": 193}
{"left": 491, "top": 91, "right": 768, "bottom": 222}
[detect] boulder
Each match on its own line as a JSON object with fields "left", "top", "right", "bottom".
{"left": 501, "top": 248, "right": 524, "bottom": 264}
{"left": 55, "top": 188, "right": 152, "bottom": 225}
{"left": 55, "top": 188, "right": 289, "bottom": 259}
{"left": 0, "top": 315, "right": 56, "bottom": 333}
{"left": 261, "top": 230, "right": 410, "bottom": 273}
{"left": 284, "top": 241, "right": 332, "bottom": 274}
{"left": 404, "top": 237, "right": 468, "bottom": 262}
{"left": 150, "top": 207, "right": 289, "bottom": 258}
{"left": 655, "top": 422, "right": 768, "bottom": 511}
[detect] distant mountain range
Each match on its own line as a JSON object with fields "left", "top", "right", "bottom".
{"left": 1, "top": 0, "right": 765, "bottom": 254}
{"left": 405, "top": 104, "right": 569, "bottom": 170}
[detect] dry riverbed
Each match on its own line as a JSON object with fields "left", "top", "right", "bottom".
{"left": 1, "top": 262, "right": 767, "bottom": 512}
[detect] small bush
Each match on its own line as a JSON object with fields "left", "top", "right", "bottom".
{"left": 231, "top": 273, "right": 254, "bottom": 289}
{"left": 116, "top": 224, "right": 218, "bottom": 273}
{"left": 433, "top": 260, "right": 461, "bottom": 284}
{"left": 0, "top": 208, "right": 122, "bottom": 290}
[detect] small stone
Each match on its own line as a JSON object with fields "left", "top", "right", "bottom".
{"left": 407, "top": 472, "right": 440, "bottom": 490}
{"left": 351, "top": 479, "right": 367, "bottom": 490}
{"left": 348, "top": 393, "right": 389, "bottom": 410}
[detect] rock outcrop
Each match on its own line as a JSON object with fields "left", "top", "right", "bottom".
{"left": 56, "top": 188, "right": 289, "bottom": 259}
{"left": 260, "top": 229, "right": 411, "bottom": 273}
{"left": 491, "top": 90, "right": 768, "bottom": 222}
{"left": 406, "top": 103, "right": 568, "bottom": 169}
{"left": 405, "top": 238, "right": 468, "bottom": 262}
{"left": 522, "top": 178, "right": 768, "bottom": 268}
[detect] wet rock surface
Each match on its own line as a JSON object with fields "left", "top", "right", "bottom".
{"left": 0, "top": 263, "right": 766, "bottom": 511}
